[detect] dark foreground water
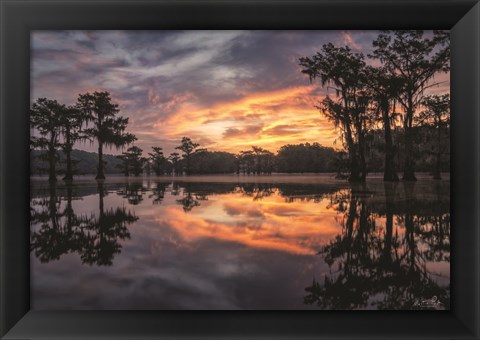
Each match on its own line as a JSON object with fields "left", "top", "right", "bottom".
{"left": 30, "top": 175, "right": 450, "bottom": 310}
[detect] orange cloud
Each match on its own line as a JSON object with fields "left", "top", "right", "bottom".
{"left": 150, "top": 86, "right": 338, "bottom": 153}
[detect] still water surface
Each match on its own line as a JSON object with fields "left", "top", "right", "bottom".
{"left": 30, "top": 175, "right": 450, "bottom": 310}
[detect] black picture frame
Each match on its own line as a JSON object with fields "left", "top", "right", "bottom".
{"left": 1, "top": 0, "right": 479, "bottom": 339}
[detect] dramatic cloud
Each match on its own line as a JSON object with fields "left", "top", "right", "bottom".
{"left": 31, "top": 30, "right": 450, "bottom": 155}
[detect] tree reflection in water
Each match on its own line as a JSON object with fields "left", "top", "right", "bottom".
{"left": 149, "top": 182, "right": 169, "bottom": 205}
{"left": 236, "top": 183, "right": 276, "bottom": 201}
{"left": 30, "top": 182, "right": 138, "bottom": 266}
{"left": 116, "top": 182, "right": 147, "bottom": 205}
{"left": 30, "top": 179, "right": 449, "bottom": 310}
{"left": 304, "top": 182, "right": 450, "bottom": 310}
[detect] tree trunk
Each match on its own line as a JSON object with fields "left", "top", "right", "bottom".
{"left": 403, "top": 105, "right": 417, "bottom": 181}
{"left": 185, "top": 155, "right": 190, "bottom": 175}
{"left": 48, "top": 145, "right": 57, "bottom": 182}
{"left": 47, "top": 131, "right": 57, "bottom": 182}
{"left": 383, "top": 107, "right": 399, "bottom": 181}
{"left": 96, "top": 142, "right": 105, "bottom": 180}
{"left": 348, "top": 146, "right": 361, "bottom": 182}
{"left": 358, "top": 129, "right": 367, "bottom": 182}
{"left": 403, "top": 135, "right": 417, "bottom": 180}
{"left": 345, "top": 124, "right": 361, "bottom": 182}
{"left": 63, "top": 131, "right": 73, "bottom": 181}
{"left": 433, "top": 127, "right": 442, "bottom": 180}
{"left": 64, "top": 149, "right": 73, "bottom": 180}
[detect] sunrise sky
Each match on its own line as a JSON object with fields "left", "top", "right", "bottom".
{"left": 31, "top": 30, "right": 450, "bottom": 155}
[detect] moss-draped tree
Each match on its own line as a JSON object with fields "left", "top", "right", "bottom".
{"left": 59, "top": 105, "right": 85, "bottom": 180}
{"left": 417, "top": 94, "right": 450, "bottom": 180}
{"left": 30, "top": 98, "right": 64, "bottom": 182}
{"left": 300, "top": 43, "right": 372, "bottom": 182}
{"left": 365, "top": 66, "right": 402, "bottom": 181}
{"left": 77, "top": 91, "right": 136, "bottom": 180}
{"left": 371, "top": 30, "right": 450, "bottom": 181}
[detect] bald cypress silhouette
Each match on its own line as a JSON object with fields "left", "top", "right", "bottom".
{"left": 417, "top": 94, "right": 450, "bottom": 180}
{"left": 300, "top": 44, "right": 371, "bottom": 182}
{"left": 175, "top": 137, "right": 199, "bottom": 175}
{"left": 30, "top": 98, "right": 64, "bottom": 182}
{"left": 77, "top": 91, "right": 136, "bottom": 180}
{"left": 149, "top": 147, "right": 168, "bottom": 176}
{"left": 59, "top": 105, "right": 84, "bottom": 181}
{"left": 364, "top": 66, "right": 401, "bottom": 181}
{"left": 371, "top": 30, "right": 450, "bottom": 181}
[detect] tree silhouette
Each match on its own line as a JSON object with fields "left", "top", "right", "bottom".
{"left": 116, "top": 146, "right": 145, "bottom": 176}
{"left": 276, "top": 143, "right": 338, "bottom": 173}
{"left": 175, "top": 137, "right": 200, "bottom": 175}
{"left": 371, "top": 30, "right": 450, "bottom": 181}
{"left": 77, "top": 91, "right": 136, "bottom": 180}
{"left": 251, "top": 146, "right": 274, "bottom": 174}
{"left": 168, "top": 152, "right": 181, "bottom": 175}
{"left": 30, "top": 98, "right": 64, "bottom": 182}
{"left": 238, "top": 150, "right": 255, "bottom": 175}
{"left": 299, "top": 44, "right": 371, "bottom": 182}
{"left": 118, "top": 145, "right": 145, "bottom": 176}
{"left": 59, "top": 105, "right": 85, "bottom": 181}
{"left": 365, "top": 66, "right": 402, "bottom": 181}
{"left": 149, "top": 147, "right": 168, "bottom": 176}
{"left": 188, "top": 150, "right": 237, "bottom": 174}
{"left": 416, "top": 94, "right": 450, "bottom": 180}
{"left": 116, "top": 153, "right": 130, "bottom": 176}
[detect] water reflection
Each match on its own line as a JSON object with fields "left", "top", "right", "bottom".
{"left": 31, "top": 182, "right": 138, "bottom": 266}
{"left": 304, "top": 182, "right": 450, "bottom": 310}
{"left": 116, "top": 182, "right": 147, "bottom": 205}
{"left": 30, "top": 178, "right": 449, "bottom": 310}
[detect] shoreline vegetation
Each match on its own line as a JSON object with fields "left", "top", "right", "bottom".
{"left": 30, "top": 148, "right": 450, "bottom": 180}
{"left": 30, "top": 30, "right": 450, "bottom": 183}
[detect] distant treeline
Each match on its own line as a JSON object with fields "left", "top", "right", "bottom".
{"left": 31, "top": 149, "right": 123, "bottom": 176}
{"left": 31, "top": 125, "right": 449, "bottom": 177}
{"left": 31, "top": 141, "right": 342, "bottom": 176}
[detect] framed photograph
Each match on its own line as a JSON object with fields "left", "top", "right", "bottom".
{"left": 1, "top": 0, "right": 479, "bottom": 339}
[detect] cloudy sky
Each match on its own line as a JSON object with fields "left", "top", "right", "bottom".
{"left": 31, "top": 30, "right": 449, "bottom": 155}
